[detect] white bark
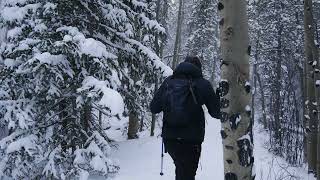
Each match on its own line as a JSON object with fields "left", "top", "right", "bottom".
{"left": 218, "top": 0, "right": 255, "bottom": 179}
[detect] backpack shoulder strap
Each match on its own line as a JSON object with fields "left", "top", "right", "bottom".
{"left": 188, "top": 78, "right": 198, "bottom": 105}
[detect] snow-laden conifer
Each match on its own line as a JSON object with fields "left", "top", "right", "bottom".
{"left": 0, "top": 0, "right": 170, "bottom": 179}
{"left": 185, "top": 0, "right": 219, "bottom": 84}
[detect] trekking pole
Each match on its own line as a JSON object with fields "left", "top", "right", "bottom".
{"left": 160, "top": 139, "right": 164, "bottom": 176}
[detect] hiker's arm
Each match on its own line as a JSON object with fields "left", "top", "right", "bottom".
{"left": 205, "top": 83, "right": 221, "bottom": 119}
{"left": 150, "top": 80, "right": 167, "bottom": 114}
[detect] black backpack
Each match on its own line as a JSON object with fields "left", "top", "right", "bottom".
{"left": 163, "top": 76, "right": 199, "bottom": 128}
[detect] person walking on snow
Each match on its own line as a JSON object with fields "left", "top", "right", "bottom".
{"left": 150, "top": 56, "right": 221, "bottom": 180}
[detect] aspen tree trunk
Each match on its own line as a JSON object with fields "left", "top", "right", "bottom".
{"left": 172, "top": 0, "right": 184, "bottom": 69}
{"left": 218, "top": 0, "right": 255, "bottom": 179}
{"left": 304, "top": 0, "right": 319, "bottom": 174}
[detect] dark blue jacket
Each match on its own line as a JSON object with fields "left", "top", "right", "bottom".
{"left": 150, "top": 62, "right": 220, "bottom": 143}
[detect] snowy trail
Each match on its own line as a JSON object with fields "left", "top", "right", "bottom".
{"left": 93, "top": 113, "right": 313, "bottom": 180}
{"left": 110, "top": 114, "right": 224, "bottom": 180}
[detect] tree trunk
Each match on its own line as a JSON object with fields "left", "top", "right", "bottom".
{"left": 0, "top": 125, "right": 8, "bottom": 140}
{"left": 172, "top": 0, "right": 184, "bottom": 69}
{"left": 218, "top": 0, "right": 255, "bottom": 179}
{"left": 159, "top": 0, "right": 169, "bottom": 58}
{"left": 253, "top": 34, "right": 266, "bottom": 128}
{"left": 299, "top": 61, "right": 308, "bottom": 163}
{"left": 0, "top": 23, "right": 8, "bottom": 138}
{"left": 314, "top": 8, "right": 320, "bottom": 180}
{"left": 128, "top": 112, "right": 139, "bottom": 139}
{"left": 252, "top": 64, "right": 257, "bottom": 123}
{"left": 154, "top": 0, "right": 162, "bottom": 57}
{"left": 99, "top": 111, "right": 103, "bottom": 127}
{"left": 256, "top": 71, "right": 267, "bottom": 129}
{"left": 60, "top": 100, "right": 69, "bottom": 152}
{"left": 304, "top": 0, "right": 319, "bottom": 175}
{"left": 150, "top": 75, "right": 158, "bottom": 137}
{"left": 210, "top": 24, "right": 220, "bottom": 87}
{"left": 274, "top": 22, "right": 283, "bottom": 154}
{"left": 81, "top": 103, "right": 91, "bottom": 134}
{"left": 150, "top": 0, "right": 165, "bottom": 137}
{"left": 0, "top": 26, "right": 6, "bottom": 64}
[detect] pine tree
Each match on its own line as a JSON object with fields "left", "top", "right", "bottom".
{"left": 185, "top": 0, "right": 219, "bottom": 85}
{"left": 171, "top": 0, "right": 184, "bottom": 69}
{"left": 250, "top": 0, "right": 306, "bottom": 165}
{"left": 0, "top": 0, "right": 170, "bottom": 179}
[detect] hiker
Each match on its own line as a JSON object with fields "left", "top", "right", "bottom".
{"left": 150, "top": 56, "right": 221, "bottom": 180}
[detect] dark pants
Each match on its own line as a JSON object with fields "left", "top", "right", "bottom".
{"left": 165, "top": 140, "right": 202, "bottom": 180}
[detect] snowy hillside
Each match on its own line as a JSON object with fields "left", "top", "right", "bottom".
{"left": 90, "top": 113, "right": 314, "bottom": 180}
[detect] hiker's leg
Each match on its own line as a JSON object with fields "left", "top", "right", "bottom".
{"left": 165, "top": 140, "right": 183, "bottom": 180}
{"left": 190, "top": 144, "right": 202, "bottom": 179}
{"left": 179, "top": 142, "right": 202, "bottom": 180}
{"left": 165, "top": 140, "right": 201, "bottom": 180}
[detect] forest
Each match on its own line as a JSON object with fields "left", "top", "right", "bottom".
{"left": 0, "top": 0, "right": 320, "bottom": 180}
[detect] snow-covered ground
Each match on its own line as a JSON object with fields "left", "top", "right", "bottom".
{"left": 254, "top": 127, "right": 314, "bottom": 180}
{"left": 92, "top": 113, "right": 315, "bottom": 180}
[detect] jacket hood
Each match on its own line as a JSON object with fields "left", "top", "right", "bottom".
{"left": 173, "top": 62, "right": 202, "bottom": 78}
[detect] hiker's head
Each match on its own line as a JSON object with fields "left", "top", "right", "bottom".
{"left": 184, "top": 56, "right": 202, "bottom": 71}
